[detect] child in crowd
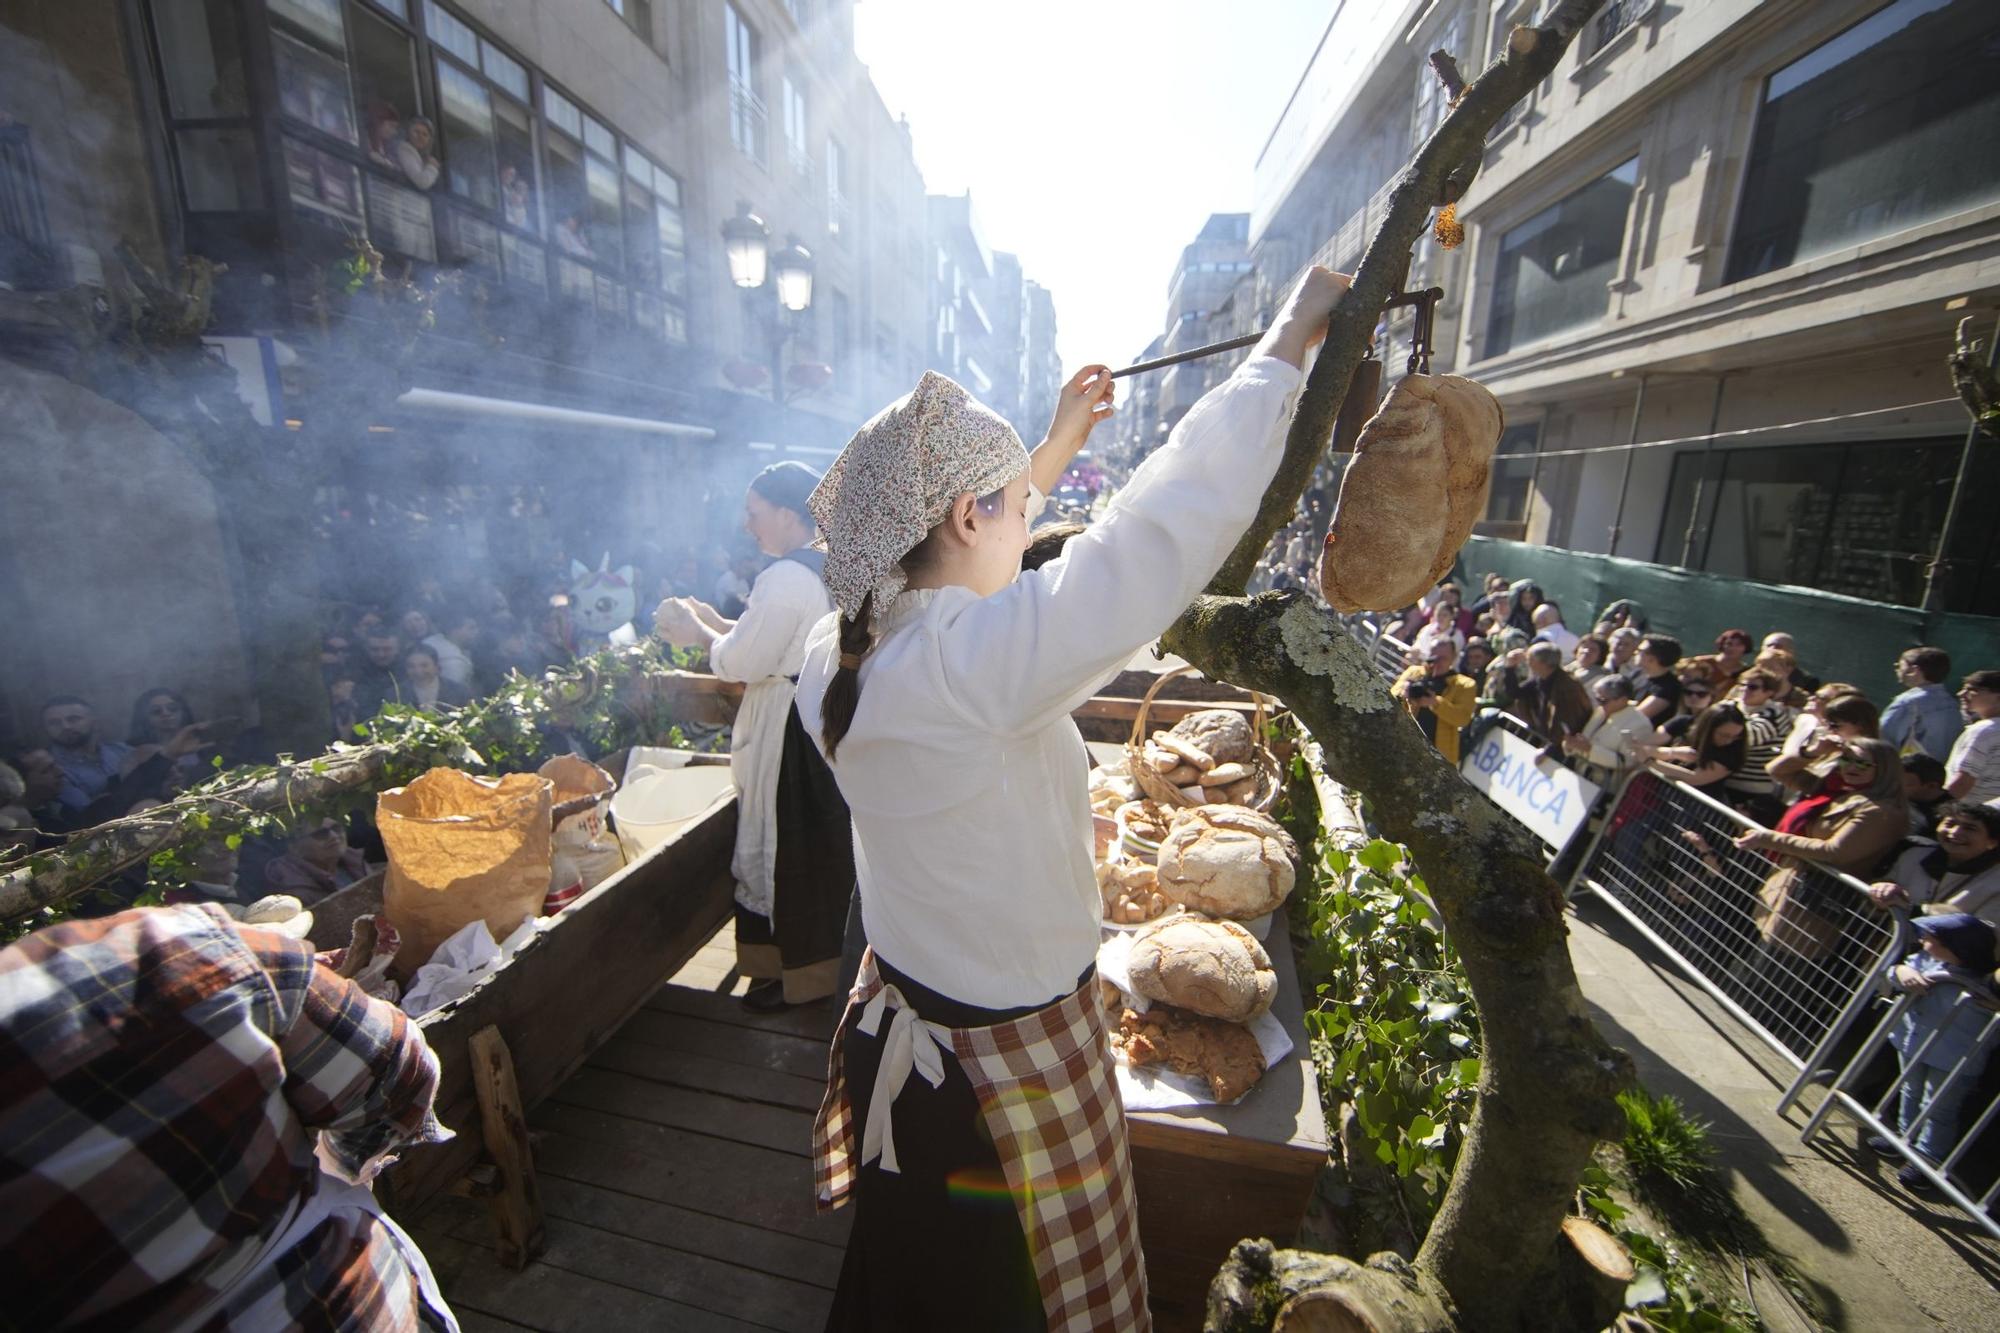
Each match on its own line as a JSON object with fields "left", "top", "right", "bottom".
{"left": 1872, "top": 913, "right": 2000, "bottom": 1191}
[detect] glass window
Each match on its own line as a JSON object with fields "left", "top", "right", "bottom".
{"left": 494, "top": 97, "right": 535, "bottom": 231}
{"left": 434, "top": 57, "right": 497, "bottom": 209}
{"left": 726, "top": 4, "right": 765, "bottom": 160}
{"left": 152, "top": 0, "right": 249, "bottom": 119}
{"left": 585, "top": 153, "right": 622, "bottom": 266}
{"left": 583, "top": 116, "right": 616, "bottom": 161}
{"left": 442, "top": 206, "right": 499, "bottom": 276}
{"left": 1725, "top": 0, "right": 2000, "bottom": 283}
{"left": 623, "top": 162, "right": 660, "bottom": 293}
{"left": 368, "top": 0, "right": 408, "bottom": 19}
{"left": 367, "top": 174, "right": 436, "bottom": 259}
{"left": 180, "top": 128, "right": 266, "bottom": 211}
{"left": 480, "top": 41, "right": 528, "bottom": 102}
{"left": 270, "top": 0, "right": 345, "bottom": 48}
{"left": 826, "top": 136, "right": 847, "bottom": 234}
{"left": 542, "top": 87, "right": 582, "bottom": 139}
{"left": 783, "top": 75, "right": 808, "bottom": 172}
{"left": 281, "top": 134, "right": 361, "bottom": 219}
{"left": 348, "top": 3, "right": 421, "bottom": 160}
{"left": 273, "top": 29, "right": 358, "bottom": 143}
{"left": 544, "top": 119, "right": 620, "bottom": 265}
{"left": 1483, "top": 422, "right": 1541, "bottom": 526}
{"left": 1483, "top": 157, "right": 1636, "bottom": 357}
{"left": 502, "top": 230, "right": 545, "bottom": 291}
{"left": 422, "top": 0, "right": 478, "bottom": 66}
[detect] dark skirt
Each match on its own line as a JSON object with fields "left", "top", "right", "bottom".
{"left": 736, "top": 702, "right": 856, "bottom": 1003}
{"left": 824, "top": 956, "right": 1047, "bottom": 1333}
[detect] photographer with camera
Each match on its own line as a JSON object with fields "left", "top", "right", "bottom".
{"left": 1394, "top": 638, "right": 1478, "bottom": 765}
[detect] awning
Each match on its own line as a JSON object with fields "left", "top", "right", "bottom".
{"left": 394, "top": 387, "right": 717, "bottom": 439}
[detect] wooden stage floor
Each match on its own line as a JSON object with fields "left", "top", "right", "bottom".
{"left": 408, "top": 922, "right": 850, "bottom": 1332}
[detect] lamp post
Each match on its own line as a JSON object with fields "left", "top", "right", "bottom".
{"left": 721, "top": 200, "right": 814, "bottom": 401}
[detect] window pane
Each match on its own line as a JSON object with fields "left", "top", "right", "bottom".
{"left": 583, "top": 116, "right": 616, "bottom": 161}
{"left": 273, "top": 29, "right": 357, "bottom": 144}
{"left": 585, "top": 154, "right": 622, "bottom": 265}
{"left": 480, "top": 41, "right": 528, "bottom": 101}
{"left": 1484, "top": 157, "right": 1636, "bottom": 357}
{"left": 349, "top": 4, "right": 421, "bottom": 160}
{"left": 367, "top": 0, "right": 408, "bottom": 19}
{"left": 366, "top": 174, "right": 436, "bottom": 259}
{"left": 281, "top": 134, "right": 360, "bottom": 219}
{"left": 502, "top": 231, "right": 544, "bottom": 291}
{"left": 544, "top": 131, "right": 592, "bottom": 257}
{"left": 443, "top": 206, "right": 499, "bottom": 276}
{"left": 494, "top": 97, "right": 535, "bottom": 231}
{"left": 543, "top": 87, "right": 581, "bottom": 138}
{"left": 152, "top": 0, "right": 249, "bottom": 119}
{"left": 623, "top": 146, "right": 652, "bottom": 189}
{"left": 1725, "top": 0, "right": 2000, "bottom": 283}
{"left": 181, "top": 127, "right": 265, "bottom": 211}
{"left": 435, "top": 58, "right": 497, "bottom": 209}
{"left": 1484, "top": 422, "right": 1541, "bottom": 524}
{"left": 624, "top": 177, "right": 659, "bottom": 290}
{"left": 556, "top": 254, "right": 593, "bottom": 302}
{"left": 270, "top": 0, "right": 345, "bottom": 48}
{"left": 422, "top": 0, "right": 478, "bottom": 66}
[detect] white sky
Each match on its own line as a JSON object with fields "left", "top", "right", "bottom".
{"left": 855, "top": 0, "right": 1332, "bottom": 372}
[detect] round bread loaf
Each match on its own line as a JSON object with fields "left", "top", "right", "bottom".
{"left": 1154, "top": 804, "right": 1297, "bottom": 919}
{"left": 1167, "top": 709, "right": 1256, "bottom": 767}
{"left": 1127, "top": 916, "right": 1276, "bottom": 1022}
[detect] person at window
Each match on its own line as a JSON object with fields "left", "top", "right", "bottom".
{"left": 1607, "top": 626, "right": 1645, "bottom": 691}
{"left": 40, "top": 696, "right": 133, "bottom": 813}
{"left": 654, "top": 462, "right": 846, "bottom": 1011}
{"left": 1880, "top": 646, "right": 1963, "bottom": 762}
{"left": 1393, "top": 638, "right": 1477, "bottom": 765}
{"left": 1945, "top": 669, "right": 2000, "bottom": 805}
{"left": 1562, "top": 675, "right": 1656, "bottom": 783}
{"left": 127, "top": 687, "right": 217, "bottom": 790}
{"left": 401, "top": 643, "right": 469, "bottom": 713}
{"left": 1871, "top": 913, "right": 1998, "bottom": 1194}
{"left": 391, "top": 115, "right": 441, "bottom": 190}
{"left": 365, "top": 101, "right": 403, "bottom": 170}
{"left": 1568, "top": 633, "right": 1611, "bottom": 690}
{"left": 556, "top": 210, "right": 595, "bottom": 258}
{"left": 1651, "top": 703, "right": 1749, "bottom": 801}
{"left": 1633, "top": 635, "right": 1684, "bottom": 725}
{"left": 1513, "top": 642, "right": 1593, "bottom": 755}
{"left": 1870, "top": 802, "right": 2000, "bottom": 924}
{"left": 1531, "top": 601, "right": 1577, "bottom": 656}
{"left": 1710, "top": 628, "right": 1754, "bottom": 696}
{"left": 499, "top": 163, "right": 532, "bottom": 229}
{"left": 0, "top": 903, "right": 456, "bottom": 1329}
{"left": 265, "top": 817, "right": 372, "bottom": 903}
{"left": 1902, "top": 754, "right": 1951, "bottom": 838}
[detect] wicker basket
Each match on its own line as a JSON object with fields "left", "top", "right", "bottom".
{"left": 1124, "top": 665, "right": 1279, "bottom": 813}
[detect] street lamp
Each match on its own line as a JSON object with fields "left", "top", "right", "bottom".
{"left": 720, "top": 202, "right": 815, "bottom": 401}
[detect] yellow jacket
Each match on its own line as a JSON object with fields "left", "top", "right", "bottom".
{"left": 1394, "top": 665, "right": 1478, "bottom": 765}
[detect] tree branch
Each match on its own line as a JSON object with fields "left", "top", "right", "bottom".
{"left": 1208, "top": 0, "right": 1607, "bottom": 595}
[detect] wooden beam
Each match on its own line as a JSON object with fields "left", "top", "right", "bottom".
{"left": 468, "top": 1025, "right": 546, "bottom": 1269}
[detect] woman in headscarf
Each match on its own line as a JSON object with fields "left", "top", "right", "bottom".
{"left": 654, "top": 461, "right": 848, "bottom": 1011}
{"left": 796, "top": 268, "right": 1351, "bottom": 1332}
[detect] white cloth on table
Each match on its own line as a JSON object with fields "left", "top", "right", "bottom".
{"left": 795, "top": 356, "right": 1302, "bottom": 1009}
{"left": 710, "top": 556, "right": 835, "bottom": 920}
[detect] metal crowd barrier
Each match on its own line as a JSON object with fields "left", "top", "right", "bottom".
{"left": 1565, "top": 769, "right": 1909, "bottom": 1111}
{"left": 1800, "top": 980, "right": 2000, "bottom": 1239}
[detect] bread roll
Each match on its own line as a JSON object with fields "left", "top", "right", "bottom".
{"left": 1155, "top": 804, "right": 1298, "bottom": 919}
{"left": 1319, "top": 373, "right": 1501, "bottom": 613}
{"left": 1128, "top": 916, "right": 1276, "bottom": 1022}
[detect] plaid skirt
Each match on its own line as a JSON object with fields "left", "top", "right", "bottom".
{"left": 813, "top": 950, "right": 1150, "bottom": 1332}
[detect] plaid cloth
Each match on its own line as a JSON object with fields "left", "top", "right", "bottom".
{"left": 0, "top": 904, "right": 450, "bottom": 1332}
{"left": 814, "top": 950, "right": 1150, "bottom": 1332}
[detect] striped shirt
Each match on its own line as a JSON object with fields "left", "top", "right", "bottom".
{"left": 0, "top": 904, "right": 449, "bottom": 1331}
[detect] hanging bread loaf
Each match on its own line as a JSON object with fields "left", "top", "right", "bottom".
{"left": 1318, "top": 373, "right": 1502, "bottom": 613}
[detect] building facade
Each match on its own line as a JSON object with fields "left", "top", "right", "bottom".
{"left": 1250, "top": 0, "right": 2000, "bottom": 615}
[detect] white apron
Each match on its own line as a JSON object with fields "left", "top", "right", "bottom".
{"left": 729, "top": 673, "right": 795, "bottom": 921}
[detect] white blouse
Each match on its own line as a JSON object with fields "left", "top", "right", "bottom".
{"left": 795, "top": 356, "right": 1303, "bottom": 1008}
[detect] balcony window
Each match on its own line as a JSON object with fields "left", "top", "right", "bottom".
{"left": 434, "top": 57, "right": 497, "bottom": 210}
{"left": 1483, "top": 156, "right": 1636, "bottom": 357}
{"left": 494, "top": 97, "right": 536, "bottom": 232}
{"left": 542, "top": 97, "right": 620, "bottom": 267}
{"left": 726, "top": 4, "right": 765, "bottom": 160}
{"left": 153, "top": 0, "right": 249, "bottom": 118}
{"left": 349, "top": 4, "right": 422, "bottom": 157}
{"left": 621, "top": 150, "right": 687, "bottom": 339}
{"left": 1581, "top": 0, "right": 1658, "bottom": 61}
{"left": 826, "top": 136, "right": 848, "bottom": 236}
{"left": 273, "top": 29, "right": 357, "bottom": 144}
{"left": 783, "top": 75, "right": 810, "bottom": 178}
{"left": 1725, "top": 0, "right": 2000, "bottom": 284}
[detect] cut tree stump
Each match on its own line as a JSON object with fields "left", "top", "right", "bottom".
{"left": 467, "top": 1024, "right": 547, "bottom": 1268}
{"left": 1556, "top": 1214, "right": 1635, "bottom": 1330}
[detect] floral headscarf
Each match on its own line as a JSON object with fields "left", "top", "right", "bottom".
{"left": 809, "top": 370, "right": 1028, "bottom": 620}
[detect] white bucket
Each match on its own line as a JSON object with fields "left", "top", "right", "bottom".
{"left": 626, "top": 746, "right": 699, "bottom": 774}
{"left": 611, "top": 765, "right": 735, "bottom": 860}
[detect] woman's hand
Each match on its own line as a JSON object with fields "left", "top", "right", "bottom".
{"left": 1867, "top": 881, "right": 1910, "bottom": 909}
{"left": 652, "top": 597, "right": 698, "bottom": 646}
{"left": 1733, "top": 827, "right": 1772, "bottom": 853}
{"left": 1893, "top": 963, "right": 1933, "bottom": 993}
{"left": 1260, "top": 267, "right": 1353, "bottom": 369}
{"left": 1044, "top": 366, "right": 1115, "bottom": 455}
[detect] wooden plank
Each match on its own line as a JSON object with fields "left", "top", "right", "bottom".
{"left": 468, "top": 1025, "right": 547, "bottom": 1268}
{"left": 381, "top": 798, "right": 739, "bottom": 1217}
{"left": 612, "top": 1007, "right": 833, "bottom": 1081}
{"left": 586, "top": 1033, "right": 828, "bottom": 1113}
{"left": 414, "top": 1227, "right": 768, "bottom": 1333}
{"left": 529, "top": 1112, "right": 847, "bottom": 1245}
{"left": 534, "top": 1174, "right": 846, "bottom": 1290}
{"left": 645, "top": 979, "right": 844, "bottom": 1042}
{"left": 1129, "top": 1139, "right": 1313, "bottom": 1330}
{"left": 443, "top": 1206, "right": 835, "bottom": 1332}
{"left": 549, "top": 1065, "right": 817, "bottom": 1157}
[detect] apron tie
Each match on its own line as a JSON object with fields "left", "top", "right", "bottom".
{"left": 855, "top": 984, "right": 953, "bottom": 1175}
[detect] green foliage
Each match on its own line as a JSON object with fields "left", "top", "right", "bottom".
{"left": 1299, "top": 835, "right": 1481, "bottom": 1235}
{"left": 1620, "top": 1088, "right": 1718, "bottom": 1200}
{"left": 1619, "top": 1228, "right": 1760, "bottom": 1331}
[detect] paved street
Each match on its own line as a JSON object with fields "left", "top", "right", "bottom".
{"left": 1569, "top": 896, "right": 2000, "bottom": 1331}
